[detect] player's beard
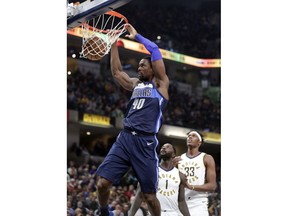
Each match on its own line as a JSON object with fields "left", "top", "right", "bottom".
{"left": 139, "top": 75, "right": 149, "bottom": 82}
{"left": 159, "top": 153, "right": 172, "bottom": 161}
{"left": 138, "top": 72, "right": 151, "bottom": 82}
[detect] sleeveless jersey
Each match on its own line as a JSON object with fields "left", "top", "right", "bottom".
{"left": 123, "top": 81, "right": 168, "bottom": 134}
{"left": 157, "top": 166, "right": 181, "bottom": 213}
{"left": 178, "top": 152, "right": 208, "bottom": 201}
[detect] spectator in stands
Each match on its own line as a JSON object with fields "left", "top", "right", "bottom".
{"left": 122, "top": 204, "right": 130, "bottom": 216}
{"left": 124, "top": 184, "right": 136, "bottom": 201}
{"left": 68, "top": 200, "right": 76, "bottom": 216}
{"left": 112, "top": 204, "right": 124, "bottom": 216}
{"left": 68, "top": 160, "right": 78, "bottom": 178}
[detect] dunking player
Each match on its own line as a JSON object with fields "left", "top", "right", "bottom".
{"left": 129, "top": 143, "right": 190, "bottom": 216}
{"left": 176, "top": 130, "right": 217, "bottom": 216}
{"left": 96, "top": 24, "right": 169, "bottom": 216}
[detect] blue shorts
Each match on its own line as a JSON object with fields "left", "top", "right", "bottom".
{"left": 96, "top": 129, "right": 159, "bottom": 193}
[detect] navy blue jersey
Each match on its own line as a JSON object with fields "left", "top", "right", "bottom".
{"left": 123, "top": 81, "right": 168, "bottom": 134}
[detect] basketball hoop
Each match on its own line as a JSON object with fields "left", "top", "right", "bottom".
{"left": 80, "top": 11, "right": 129, "bottom": 61}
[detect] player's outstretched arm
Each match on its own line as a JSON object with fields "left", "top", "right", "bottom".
{"left": 172, "top": 156, "right": 182, "bottom": 168}
{"left": 110, "top": 42, "right": 138, "bottom": 91}
{"left": 125, "top": 24, "right": 169, "bottom": 100}
{"left": 178, "top": 172, "right": 190, "bottom": 216}
{"left": 128, "top": 184, "right": 143, "bottom": 216}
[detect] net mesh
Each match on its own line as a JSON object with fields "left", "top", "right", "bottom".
{"left": 80, "top": 11, "right": 128, "bottom": 60}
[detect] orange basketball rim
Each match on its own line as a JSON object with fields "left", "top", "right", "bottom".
{"left": 80, "top": 10, "right": 129, "bottom": 61}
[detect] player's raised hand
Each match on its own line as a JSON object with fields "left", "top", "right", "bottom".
{"left": 172, "top": 156, "right": 182, "bottom": 167}
{"left": 125, "top": 24, "right": 138, "bottom": 40}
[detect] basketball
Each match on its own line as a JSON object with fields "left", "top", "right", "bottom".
{"left": 82, "top": 36, "right": 108, "bottom": 61}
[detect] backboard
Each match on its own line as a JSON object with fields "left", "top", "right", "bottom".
{"left": 67, "top": 0, "right": 132, "bottom": 30}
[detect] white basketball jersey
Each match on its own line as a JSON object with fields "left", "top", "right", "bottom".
{"left": 157, "top": 166, "right": 181, "bottom": 215}
{"left": 178, "top": 152, "right": 208, "bottom": 201}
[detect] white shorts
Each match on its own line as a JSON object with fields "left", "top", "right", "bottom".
{"left": 186, "top": 199, "right": 209, "bottom": 216}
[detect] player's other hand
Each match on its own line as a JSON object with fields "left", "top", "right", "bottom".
{"left": 172, "top": 156, "right": 182, "bottom": 167}
{"left": 125, "top": 24, "right": 138, "bottom": 40}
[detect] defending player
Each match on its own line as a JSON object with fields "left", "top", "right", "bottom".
{"left": 129, "top": 143, "right": 190, "bottom": 216}
{"left": 176, "top": 130, "right": 217, "bottom": 216}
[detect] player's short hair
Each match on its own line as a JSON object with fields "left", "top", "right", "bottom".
{"left": 161, "top": 142, "right": 176, "bottom": 154}
{"left": 187, "top": 129, "right": 204, "bottom": 143}
{"left": 172, "top": 144, "right": 176, "bottom": 154}
{"left": 167, "top": 142, "right": 176, "bottom": 154}
{"left": 142, "top": 56, "right": 152, "bottom": 67}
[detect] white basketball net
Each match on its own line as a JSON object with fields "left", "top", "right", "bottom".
{"left": 80, "top": 11, "right": 128, "bottom": 59}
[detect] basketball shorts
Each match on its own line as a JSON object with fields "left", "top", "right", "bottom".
{"left": 186, "top": 199, "right": 209, "bottom": 216}
{"left": 96, "top": 129, "right": 159, "bottom": 193}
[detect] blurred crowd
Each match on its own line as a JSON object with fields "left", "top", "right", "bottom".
{"left": 118, "top": 1, "right": 220, "bottom": 58}
{"left": 67, "top": 70, "right": 220, "bottom": 133}
{"left": 67, "top": 159, "right": 140, "bottom": 216}
{"left": 67, "top": 70, "right": 127, "bottom": 118}
{"left": 165, "top": 82, "right": 220, "bottom": 132}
